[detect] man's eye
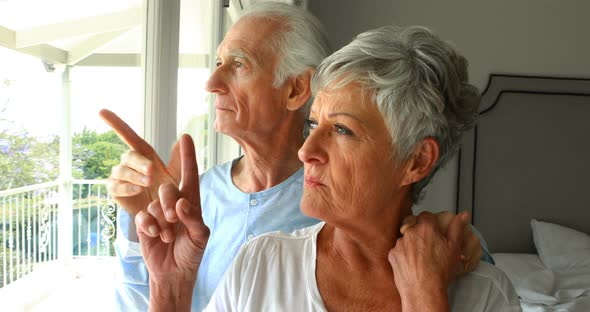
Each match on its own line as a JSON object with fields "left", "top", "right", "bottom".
{"left": 335, "top": 124, "right": 353, "bottom": 136}
{"left": 234, "top": 61, "right": 243, "bottom": 68}
{"left": 215, "top": 60, "right": 222, "bottom": 67}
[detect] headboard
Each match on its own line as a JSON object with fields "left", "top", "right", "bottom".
{"left": 457, "top": 75, "right": 590, "bottom": 254}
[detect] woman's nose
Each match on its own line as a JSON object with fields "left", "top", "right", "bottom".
{"left": 298, "top": 128, "right": 328, "bottom": 165}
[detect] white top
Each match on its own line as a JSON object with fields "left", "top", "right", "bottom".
{"left": 203, "top": 222, "right": 522, "bottom": 312}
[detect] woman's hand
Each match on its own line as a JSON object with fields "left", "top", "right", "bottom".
{"left": 388, "top": 212, "right": 468, "bottom": 312}
{"left": 100, "top": 109, "right": 181, "bottom": 216}
{"left": 134, "top": 134, "right": 210, "bottom": 312}
{"left": 401, "top": 211, "right": 482, "bottom": 276}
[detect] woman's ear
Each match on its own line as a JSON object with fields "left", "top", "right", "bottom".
{"left": 401, "top": 138, "right": 440, "bottom": 186}
{"left": 286, "top": 69, "right": 313, "bottom": 111}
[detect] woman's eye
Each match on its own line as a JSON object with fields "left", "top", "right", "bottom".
{"left": 335, "top": 124, "right": 353, "bottom": 136}
{"left": 303, "top": 119, "right": 317, "bottom": 140}
{"left": 304, "top": 119, "right": 318, "bottom": 130}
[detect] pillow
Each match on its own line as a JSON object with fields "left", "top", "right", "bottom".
{"left": 494, "top": 253, "right": 590, "bottom": 305}
{"left": 493, "top": 253, "right": 546, "bottom": 287}
{"left": 531, "top": 219, "right": 590, "bottom": 271}
{"left": 493, "top": 253, "right": 555, "bottom": 302}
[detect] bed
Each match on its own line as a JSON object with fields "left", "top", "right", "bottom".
{"left": 456, "top": 75, "right": 590, "bottom": 311}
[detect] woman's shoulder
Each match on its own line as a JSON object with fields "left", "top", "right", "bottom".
{"left": 209, "top": 222, "right": 323, "bottom": 311}
{"left": 235, "top": 223, "right": 325, "bottom": 262}
{"left": 250, "top": 222, "right": 325, "bottom": 246}
{"left": 449, "top": 262, "right": 522, "bottom": 311}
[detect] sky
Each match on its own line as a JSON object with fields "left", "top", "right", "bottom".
{"left": 1, "top": 47, "right": 62, "bottom": 138}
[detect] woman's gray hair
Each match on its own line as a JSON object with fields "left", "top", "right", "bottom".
{"left": 312, "top": 26, "right": 480, "bottom": 203}
{"left": 239, "top": 2, "right": 332, "bottom": 89}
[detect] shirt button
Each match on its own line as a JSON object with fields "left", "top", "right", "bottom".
{"left": 250, "top": 199, "right": 258, "bottom": 206}
{"left": 247, "top": 234, "right": 255, "bottom": 241}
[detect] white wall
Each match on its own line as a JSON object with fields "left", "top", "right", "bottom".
{"left": 308, "top": 0, "right": 590, "bottom": 212}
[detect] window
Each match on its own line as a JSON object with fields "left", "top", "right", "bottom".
{"left": 0, "top": 0, "right": 224, "bottom": 309}
{"left": 0, "top": 1, "right": 145, "bottom": 309}
{"left": 177, "top": 0, "right": 216, "bottom": 172}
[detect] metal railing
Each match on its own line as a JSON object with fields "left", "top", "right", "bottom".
{"left": 0, "top": 180, "right": 118, "bottom": 289}
{"left": 71, "top": 180, "right": 118, "bottom": 258}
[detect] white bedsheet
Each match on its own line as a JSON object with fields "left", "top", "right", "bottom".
{"left": 494, "top": 253, "right": 590, "bottom": 312}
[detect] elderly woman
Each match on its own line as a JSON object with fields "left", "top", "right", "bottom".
{"left": 138, "top": 26, "right": 521, "bottom": 311}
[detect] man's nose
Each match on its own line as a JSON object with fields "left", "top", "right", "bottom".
{"left": 205, "top": 67, "right": 228, "bottom": 94}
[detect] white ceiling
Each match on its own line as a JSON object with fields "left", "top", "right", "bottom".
{"left": 0, "top": 0, "right": 212, "bottom": 67}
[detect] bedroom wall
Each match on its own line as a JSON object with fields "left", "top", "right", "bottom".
{"left": 308, "top": 0, "right": 590, "bottom": 213}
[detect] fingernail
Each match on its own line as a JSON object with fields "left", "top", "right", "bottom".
{"left": 163, "top": 230, "right": 173, "bottom": 243}
{"left": 166, "top": 209, "right": 176, "bottom": 220}
{"left": 462, "top": 213, "right": 470, "bottom": 222}
{"left": 180, "top": 199, "right": 190, "bottom": 214}
{"left": 131, "top": 185, "right": 141, "bottom": 192}
{"left": 141, "top": 176, "right": 150, "bottom": 186}
{"left": 148, "top": 225, "right": 158, "bottom": 236}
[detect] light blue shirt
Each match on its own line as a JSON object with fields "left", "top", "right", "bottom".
{"left": 114, "top": 157, "right": 319, "bottom": 311}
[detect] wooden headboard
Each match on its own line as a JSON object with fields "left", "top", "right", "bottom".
{"left": 457, "top": 75, "right": 590, "bottom": 253}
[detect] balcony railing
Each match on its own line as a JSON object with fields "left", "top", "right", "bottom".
{"left": 0, "top": 180, "right": 118, "bottom": 289}
{"left": 71, "top": 180, "right": 118, "bottom": 258}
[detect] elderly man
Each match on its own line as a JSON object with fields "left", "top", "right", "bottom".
{"left": 108, "top": 3, "right": 330, "bottom": 311}
{"left": 104, "top": 2, "right": 489, "bottom": 311}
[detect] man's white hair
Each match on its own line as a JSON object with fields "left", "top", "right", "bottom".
{"left": 239, "top": 2, "right": 332, "bottom": 88}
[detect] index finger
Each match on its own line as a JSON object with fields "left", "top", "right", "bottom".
{"left": 179, "top": 134, "right": 200, "bottom": 205}
{"left": 99, "top": 109, "right": 156, "bottom": 157}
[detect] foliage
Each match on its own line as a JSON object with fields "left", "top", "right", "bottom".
{"left": 0, "top": 129, "right": 59, "bottom": 190}
{"left": 72, "top": 128, "right": 127, "bottom": 180}
{"left": 0, "top": 127, "right": 126, "bottom": 191}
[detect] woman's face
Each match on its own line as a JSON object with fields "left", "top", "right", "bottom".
{"left": 298, "top": 84, "right": 408, "bottom": 227}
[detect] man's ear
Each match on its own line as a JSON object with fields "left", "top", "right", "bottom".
{"left": 286, "top": 69, "right": 313, "bottom": 111}
{"left": 401, "top": 138, "right": 440, "bottom": 186}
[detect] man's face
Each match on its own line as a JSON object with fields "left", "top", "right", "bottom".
{"left": 205, "top": 17, "right": 290, "bottom": 138}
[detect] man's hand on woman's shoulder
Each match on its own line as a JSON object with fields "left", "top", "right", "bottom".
{"left": 401, "top": 211, "right": 482, "bottom": 276}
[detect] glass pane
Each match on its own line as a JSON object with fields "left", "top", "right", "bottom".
{"left": 177, "top": 0, "right": 215, "bottom": 172}
{"left": 70, "top": 66, "right": 143, "bottom": 180}
{"left": 70, "top": 14, "right": 144, "bottom": 181}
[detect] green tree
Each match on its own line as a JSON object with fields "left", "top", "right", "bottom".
{"left": 72, "top": 128, "right": 126, "bottom": 180}
{"left": 0, "top": 127, "right": 126, "bottom": 191}
{"left": 0, "top": 129, "right": 59, "bottom": 191}
{"left": 30, "top": 134, "right": 59, "bottom": 182}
